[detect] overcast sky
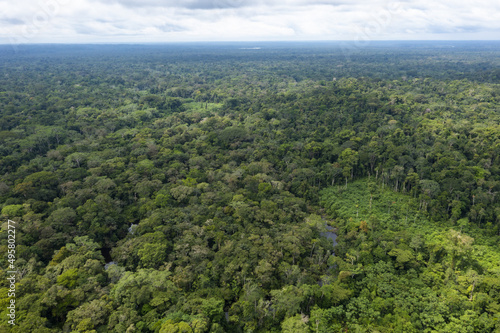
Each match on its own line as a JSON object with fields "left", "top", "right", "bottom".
{"left": 1, "top": 0, "right": 499, "bottom": 44}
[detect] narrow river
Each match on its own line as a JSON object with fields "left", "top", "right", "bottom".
{"left": 320, "top": 222, "right": 337, "bottom": 285}
{"left": 322, "top": 223, "right": 338, "bottom": 248}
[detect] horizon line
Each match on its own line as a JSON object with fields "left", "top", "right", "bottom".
{"left": 1, "top": 39, "right": 500, "bottom": 46}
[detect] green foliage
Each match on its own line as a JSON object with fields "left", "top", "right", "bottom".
{"left": 320, "top": 178, "right": 500, "bottom": 332}
{"left": 159, "top": 320, "right": 193, "bottom": 333}
{"left": 138, "top": 243, "right": 168, "bottom": 268}
{"left": 1, "top": 43, "right": 500, "bottom": 332}
{"left": 1, "top": 204, "right": 24, "bottom": 217}
{"left": 56, "top": 268, "right": 80, "bottom": 288}
{"left": 281, "top": 314, "right": 309, "bottom": 333}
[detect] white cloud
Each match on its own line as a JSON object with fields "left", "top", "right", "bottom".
{"left": 0, "top": 0, "right": 498, "bottom": 43}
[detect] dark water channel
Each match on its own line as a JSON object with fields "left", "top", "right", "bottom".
{"left": 318, "top": 222, "right": 337, "bottom": 286}
{"left": 321, "top": 223, "right": 338, "bottom": 248}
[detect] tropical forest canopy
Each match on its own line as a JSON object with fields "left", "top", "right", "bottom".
{"left": 0, "top": 41, "right": 500, "bottom": 332}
